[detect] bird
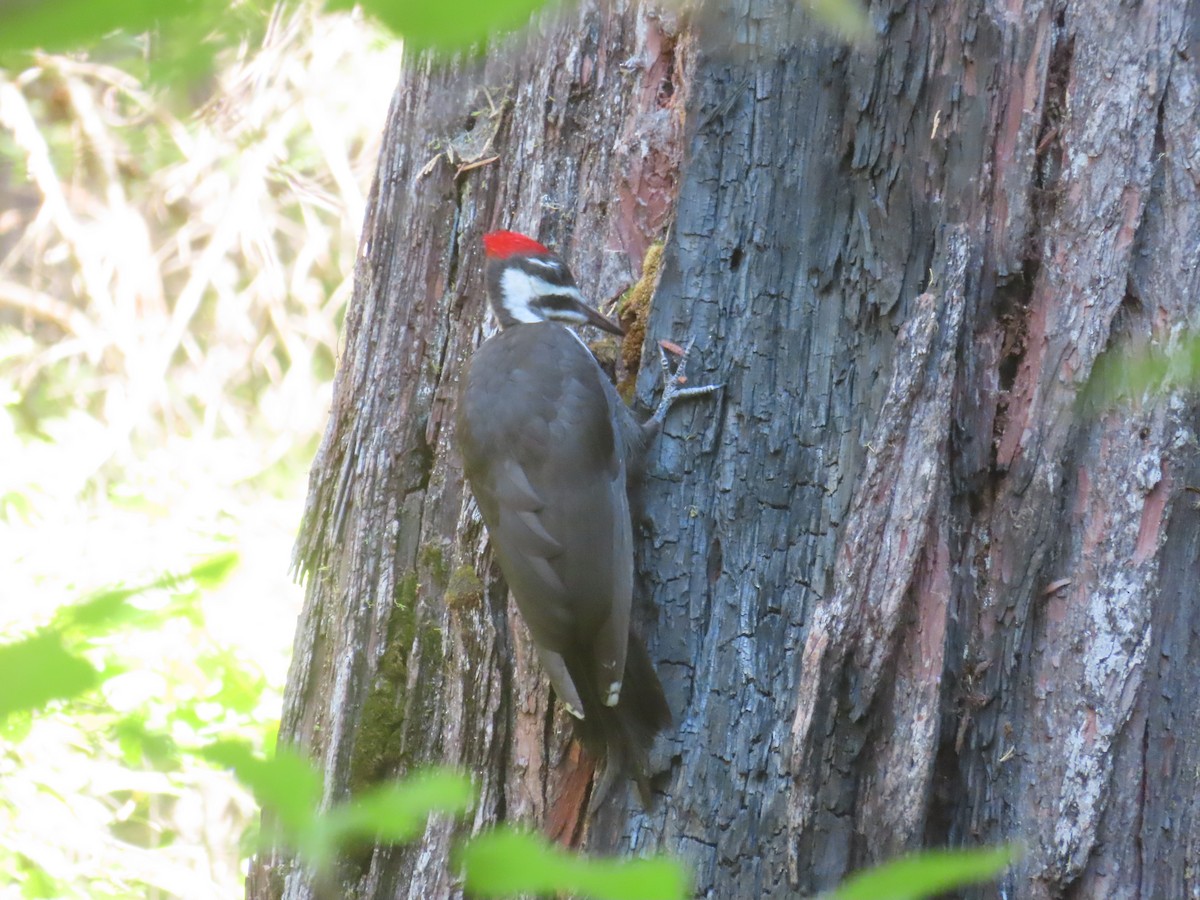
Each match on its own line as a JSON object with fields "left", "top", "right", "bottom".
{"left": 456, "top": 229, "right": 717, "bottom": 808}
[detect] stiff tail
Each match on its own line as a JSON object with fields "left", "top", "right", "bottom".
{"left": 565, "top": 630, "right": 671, "bottom": 809}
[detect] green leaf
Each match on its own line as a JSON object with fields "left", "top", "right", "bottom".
{"left": 199, "top": 741, "right": 322, "bottom": 837}
{"left": 327, "top": 769, "right": 475, "bottom": 844}
{"left": 57, "top": 587, "right": 142, "bottom": 630}
{"left": 333, "top": 0, "right": 556, "bottom": 50}
{"left": 201, "top": 746, "right": 474, "bottom": 873}
{"left": 830, "top": 845, "right": 1016, "bottom": 900}
{"left": 112, "top": 716, "right": 182, "bottom": 770}
{"left": 10, "top": 852, "right": 60, "bottom": 897}
{"left": 460, "top": 827, "right": 689, "bottom": 900}
{"left": 0, "top": 631, "right": 100, "bottom": 720}
{"left": 200, "top": 649, "right": 266, "bottom": 715}
{"left": 1081, "top": 331, "right": 1200, "bottom": 413}
{"left": 0, "top": 0, "right": 193, "bottom": 54}
{"left": 187, "top": 551, "right": 241, "bottom": 589}
{"left": 52, "top": 552, "right": 239, "bottom": 638}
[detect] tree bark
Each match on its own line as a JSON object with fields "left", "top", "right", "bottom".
{"left": 249, "top": 0, "right": 1200, "bottom": 897}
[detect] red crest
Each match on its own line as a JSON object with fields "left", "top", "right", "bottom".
{"left": 483, "top": 230, "right": 551, "bottom": 259}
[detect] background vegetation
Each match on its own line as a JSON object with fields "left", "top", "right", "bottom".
{"left": 0, "top": 3, "right": 399, "bottom": 894}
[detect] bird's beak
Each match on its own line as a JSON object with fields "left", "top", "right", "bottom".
{"left": 576, "top": 300, "right": 625, "bottom": 336}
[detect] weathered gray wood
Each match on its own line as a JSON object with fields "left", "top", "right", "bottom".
{"left": 250, "top": 0, "right": 1200, "bottom": 896}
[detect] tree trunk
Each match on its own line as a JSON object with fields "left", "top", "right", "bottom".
{"left": 249, "top": 0, "right": 1200, "bottom": 897}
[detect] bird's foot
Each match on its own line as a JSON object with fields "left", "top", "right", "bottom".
{"left": 650, "top": 338, "right": 721, "bottom": 425}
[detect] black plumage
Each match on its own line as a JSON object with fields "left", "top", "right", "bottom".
{"left": 458, "top": 270, "right": 670, "bottom": 807}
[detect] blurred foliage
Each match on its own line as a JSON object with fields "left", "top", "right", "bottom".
{"left": 201, "top": 742, "right": 692, "bottom": 899}
{"left": 0, "top": 554, "right": 236, "bottom": 723}
{"left": 336, "top": 0, "right": 556, "bottom": 50}
{"left": 829, "top": 846, "right": 1017, "bottom": 900}
{"left": 1082, "top": 330, "right": 1200, "bottom": 414}
{"left": 0, "top": 0, "right": 399, "bottom": 895}
{"left": 0, "top": 1, "right": 202, "bottom": 56}
{"left": 0, "top": 556, "right": 270, "bottom": 896}
{"left": 0, "top": 632, "right": 99, "bottom": 722}
{"left": 1, "top": 0, "right": 553, "bottom": 58}
{"left": 802, "top": 0, "right": 872, "bottom": 43}
{"left": 0, "top": 3, "right": 278, "bottom": 116}
{"left": 0, "top": 0, "right": 870, "bottom": 60}
{"left": 460, "top": 827, "right": 689, "bottom": 900}
{"left": 203, "top": 743, "right": 475, "bottom": 871}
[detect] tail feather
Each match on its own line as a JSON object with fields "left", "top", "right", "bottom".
{"left": 564, "top": 630, "right": 670, "bottom": 809}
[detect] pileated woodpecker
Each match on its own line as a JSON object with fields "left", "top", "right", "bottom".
{"left": 456, "top": 230, "right": 716, "bottom": 807}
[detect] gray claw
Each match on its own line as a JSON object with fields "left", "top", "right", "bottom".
{"left": 651, "top": 337, "right": 721, "bottom": 425}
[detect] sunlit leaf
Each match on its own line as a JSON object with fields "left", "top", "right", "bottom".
{"left": 0, "top": 0, "right": 192, "bottom": 54}
{"left": 141, "top": 0, "right": 273, "bottom": 97}
{"left": 200, "top": 741, "right": 322, "bottom": 836}
{"left": 0, "top": 631, "right": 100, "bottom": 720}
{"left": 327, "top": 769, "right": 475, "bottom": 843}
{"left": 52, "top": 553, "right": 239, "bottom": 637}
{"left": 460, "top": 827, "right": 689, "bottom": 900}
{"left": 187, "top": 551, "right": 241, "bottom": 589}
{"left": 112, "top": 716, "right": 182, "bottom": 770}
{"left": 10, "top": 852, "right": 59, "bottom": 896}
{"left": 58, "top": 587, "right": 142, "bottom": 630}
{"left": 202, "top": 650, "right": 267, "bottom": 715}
{"left": 332, "top": 0, "right": 556, "bottom": 50}
{"left": 830, "top": 845, "right": 1016, "bottom": 900}
{"left": 201, "top": 747, "right": 475, "bottom": 872}
{"left": 0, "top": 0, "right": 269, "bottom": 92}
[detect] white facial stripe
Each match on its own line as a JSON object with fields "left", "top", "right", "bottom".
{"left": 498, "top": 268, "right": 584, "bottom": 323}
{"left": 526, "top": 257, "right": 562, "bottom": 273}
{"left": 499, "top": 268, "right": 543, "bottom": 322}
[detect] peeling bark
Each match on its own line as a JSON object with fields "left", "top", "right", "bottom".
{"left": 250, "top": 0, "right": 1200, "bottom": 897}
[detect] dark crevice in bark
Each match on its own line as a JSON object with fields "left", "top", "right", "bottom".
{"left": 1134, "top": 706, "right": 1150, "bottom": 897}
{"left": 1030, "top": 32, "right": 1073, "bottom": 237}
{"left": 924, "top": 718, "right": 963, "bottom": 846}
{"left": 994, "top": 277, "right": 1032, "bottom": 397}
{"left": 406, "top": 422, "right": 436, "bottom": 496}
{"left": 540, "top": 687, "right": 556, "bottom": 812}
{"left": 705, "top": 535, "right": 723, "bottom": 586}
{"left": 490, "top": 571, "right": 512, "bottom": 827}
{"left": 655, "top": 32, "right": 678, "bottom": 107}
{"left": 1059, "top": 869, "right": 1084, "bottom": 899}
{"left": 989, "top": 20, "right": 1075, "bottom": 488}
{"left": 989, "top": 263, "right": 1035, "bottom": 485}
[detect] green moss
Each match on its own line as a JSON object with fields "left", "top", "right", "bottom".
{"left": 389, "top": 572, "right": 419, "bottom": 672}
{"left": 444, "top": 564, "right": 484, "bottom": 610}
{"left": 346, "top": 573, "right": 418, "bottom": 794}
{"left": 588, "top": 335, "right": 621, "bottom": 371}
{"left": 347, "top": 684, "right": 403, "bottom": 795}
{"left": 419, "top": 543, "right": 447, "bottom": 583}
{"left": 417, "top": 622, "right": 444, "bottom": 675}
